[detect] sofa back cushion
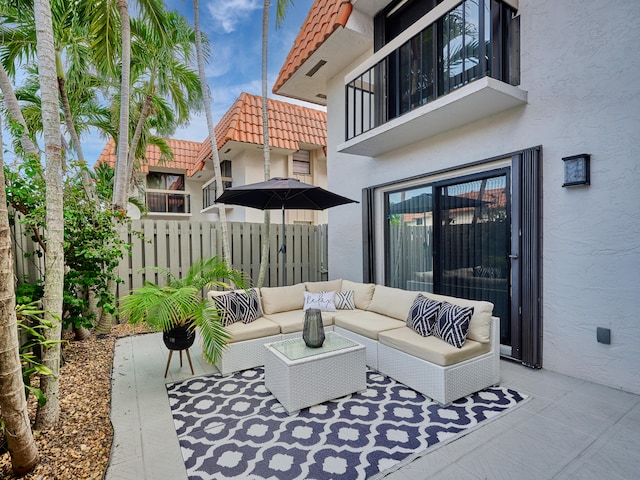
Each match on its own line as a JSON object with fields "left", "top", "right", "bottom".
{"left": 422, "top": 292, "right": 493, "bottom": 344}
{"left": 260, "top": 283, "right": 306, "bottom": 314}
{"left": 305, "top": 279, "right": 343, "bottom": 293}
{"left": 342, "top": 280, "right": 375, "bottom": 310}
{"left": 367, "top": 285, "right": 419, "bottom": 321}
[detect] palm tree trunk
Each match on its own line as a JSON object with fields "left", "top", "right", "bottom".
{"left": 34, "top": 0, "right": 65, "bottom": 430}
{"left": 0, "top": 63, "right": 40, "bottom": 158}
{"left": 193, "top": 0, "right": 232, "bottom": 268}
{"left": 0, "top": 112, "right": 39, "bottom": 477}
{"left": 113, "top": 0, "right": 132, "bottom": 213}
{"left": 127, "top": 90, "right": 155, "bottom": 191}
{"left": 97, "top": 0, "right": 132, "bottom": 336}
{"left": 56, "top": 68, "right": 97, "bottom": 204}
{"left": 257, "top": 0, "right": 272, "bottom": 287}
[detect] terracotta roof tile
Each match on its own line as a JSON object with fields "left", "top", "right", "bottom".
{"left": 273, "top": 0, "right": 352, "bottom": 93}
{"left": 192, "top": 92, "right": 327, "bottom": 173}
{"left": 97, "top": 93, "right": 326, "bottom": 177}
{"left": 96, "top": 138, "right": 202, "bottom": 173}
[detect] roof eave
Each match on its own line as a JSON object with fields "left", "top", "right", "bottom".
{"left": 274, "top": 25, "right": 372, "bottom": 104}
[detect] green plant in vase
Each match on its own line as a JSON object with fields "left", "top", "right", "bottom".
{"left": 119, "top": 256, "right": 247, "bottom": 364}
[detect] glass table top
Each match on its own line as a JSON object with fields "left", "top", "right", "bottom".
{"left": 270, "top": 332, "right": 359, "bottom": 361}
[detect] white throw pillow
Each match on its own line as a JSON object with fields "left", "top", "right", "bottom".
{"left": 303, "top": 291, "right": 337, "bottom": 312}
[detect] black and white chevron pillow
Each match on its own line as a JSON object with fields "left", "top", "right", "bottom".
{"left": 335, "top": 290, "right": 355, "bottom": 310}
{"left": 212, "top": 292, "right": 238, "bottom": 327}
{"left": 433, "top": 301, "right": 474, "bottom": 348}
{"left": 406, "top": 294, "right": 441, "bottom": 336}
{"left": 235, "top": 288, "right": 262, "bottom": 324}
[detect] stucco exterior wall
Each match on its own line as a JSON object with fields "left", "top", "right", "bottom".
{"left": 325, "top": 0, "right": 640, "bottom": 393}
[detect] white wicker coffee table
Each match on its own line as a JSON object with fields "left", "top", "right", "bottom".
{"left": 264, "top": 331, "right": 366, "bottom": 414}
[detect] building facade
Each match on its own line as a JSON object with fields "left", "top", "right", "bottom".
{"left": 97, "top": 92, "right": 328, "bottom": 225}
{"left": 274, "top": 0, "right": 640, "bottom": 394}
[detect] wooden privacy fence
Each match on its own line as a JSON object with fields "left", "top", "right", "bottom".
{"left": 11, "top": 215, "right": 329, "bottom": 296}
{"left": 121, "top": 220, "right": 328, "bottom": 295}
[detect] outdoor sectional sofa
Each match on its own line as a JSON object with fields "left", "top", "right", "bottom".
{"left": 208, "top": 279, "right": 500, "bottom": 406}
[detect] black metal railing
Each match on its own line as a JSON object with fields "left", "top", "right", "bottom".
{"left": 345, "top": 0, "right": 516, "bottom": 141}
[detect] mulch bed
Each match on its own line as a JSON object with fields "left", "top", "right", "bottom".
{"left": 0, "top": 324, "right": 151, "bottom": 480}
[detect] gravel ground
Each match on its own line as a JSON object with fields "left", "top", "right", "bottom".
{"left": 0, "top": 324, "right": 151, "bottom": 480}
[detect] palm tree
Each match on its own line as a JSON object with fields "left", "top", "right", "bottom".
{"left": 0, "top": 0, "right": 98, "bottom": 202}
{"left": 120, "top": 257, "right": 247, "bottom": 364}
{"left": 126, "top": 11, "right": 202, "bottom": 190}
{"left": 0, "top": 62, "right": 40, "bottom": 158}
{"left": 193, "top": 0, "right": 232, "bottom": 268}
{"left": 105, "top": 0, "right": 167, "bottom": 213}
{"left": 0, "top": 114, "right": 39, "bottom": 476}
{"left": 257, "top": 0, "right": 293, "bottom": 286}
{"left": 88, "top": 0, "right": 168, "bottom": 334}
{"left": 33, "top": 0, "right": 65, "bottom": 431}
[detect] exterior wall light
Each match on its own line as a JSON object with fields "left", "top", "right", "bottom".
{"left": 562, "top": 154, "right": 590, "bottom": 187}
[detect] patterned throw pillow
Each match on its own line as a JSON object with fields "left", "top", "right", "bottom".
{"left": 433, "top": 301, "right": 474, "bottom": 348}
{"left": 334, "top": 290, "right": 355, "bottom": 310}
{"left": 212, "top": 292, "right": 238, "bottom": 327}
{"left": 303, "top": 291, "right": 336, "bottom": 311}
{"left": 235, "top": 288, "right": 262, "bottom": 324}
{"left": 406, "top": 294, "right": 441, "bottom": 337}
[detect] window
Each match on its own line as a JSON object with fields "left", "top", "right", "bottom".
{"left": 293, "top": 151, "right": 311, "bottom": 175}
{"left": 202, "top": 160, "right": 232, "bottom": 209}
{"left": 147, "top": 172, "right": 184, "bottom": 191}
{"left": 374, "top": 0, "right": 444, "bottom": 52}
{"left": 383, "top": 171, "right": 509, "bottom": 348}
{"left": 146, "top": 172, "right": 190, "bottom": 214}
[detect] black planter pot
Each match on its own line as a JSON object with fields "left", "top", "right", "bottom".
{"left": 162, "top": 324, "right": 196, "bottom": 351}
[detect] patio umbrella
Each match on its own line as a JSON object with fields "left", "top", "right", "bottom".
{"left": 215, "top": 177, "right": 358, "bottom": 285}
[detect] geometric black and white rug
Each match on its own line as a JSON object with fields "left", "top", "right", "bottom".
{"left": 166, "top": 368, "right": 527, "bottom": 480}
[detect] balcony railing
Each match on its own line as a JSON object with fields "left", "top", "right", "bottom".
{"left": 202, "top": 179, "right": 232, "bottom": 210}
{"left": 345, "top": 0, "right": 517, "bottom": 141}
{"left": 146, "top": 191, "right": 191, "bottom": 214}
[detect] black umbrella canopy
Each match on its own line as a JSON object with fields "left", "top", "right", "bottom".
{"left": 215, "top": 177, "right": 357, "bottom": 210}
{"left": 215, "top": 177, "right": 357, "bottom": 286}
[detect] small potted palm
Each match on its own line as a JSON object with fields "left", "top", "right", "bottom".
{"left": 119, "top": 256, "right": 247, "bottom": 364}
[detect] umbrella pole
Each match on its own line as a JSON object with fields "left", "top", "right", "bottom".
{"left": 280, "top": 205, "right": 286, "bottom": 286}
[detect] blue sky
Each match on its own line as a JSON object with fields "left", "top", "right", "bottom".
{"left": 174, "top": 0, "right": 318, "bottom": 132}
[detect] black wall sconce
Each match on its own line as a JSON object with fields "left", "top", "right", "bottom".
{"left": 562, "top": 154, "right": 590, "bottom": 187}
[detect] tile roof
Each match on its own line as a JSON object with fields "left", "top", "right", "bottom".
{"left": 191, "top": 92, "right": 327, "bottom": 174}
{"left": 96, "top": 93, "right": 326, "bottom": 177}
{"left": 273, "top": 0, "right": 353, "bottom": 93}
{"left": 96, "top": 138, "right": 202, "bottom": 173}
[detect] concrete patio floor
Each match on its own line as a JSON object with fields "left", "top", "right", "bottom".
{"left": 106, "top": 332, "right": 640, "bottom": 480}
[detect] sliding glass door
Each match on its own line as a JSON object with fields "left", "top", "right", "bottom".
{"left": 385, "top": 169, "right": 511, "bottom": 347}
{"left": 435, "top": 172, "right": 510, "bottom": 346}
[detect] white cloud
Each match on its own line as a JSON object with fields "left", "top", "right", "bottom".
{"left": 206, "top": 0, "right": 261, "bottom": 33}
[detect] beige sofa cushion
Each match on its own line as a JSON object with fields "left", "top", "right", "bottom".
{"left": 422, "top": 292, "right": 493, "bottom": 344}
{"left": 367, "top": 285, "right": 419, "bottom": 321}
{"left": 305, "top": 279, "right": 342, "bottom": 293}
{"left": 334, "top": 309, "right": 406, "bottom": 340}
{"left": 225, "top": 317, "right": 280, "bottom": 343}
{"left": 264, "top": 310, "right": 334, "bottom": 334}
{"left": 260, "top": 283, "right": 306, "bottom": 314}
{"left": 378, "top": 327, "right": 491, "bottom": 366}
{"left": 342, "top": 280, "right": 375, "bottom": 310}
